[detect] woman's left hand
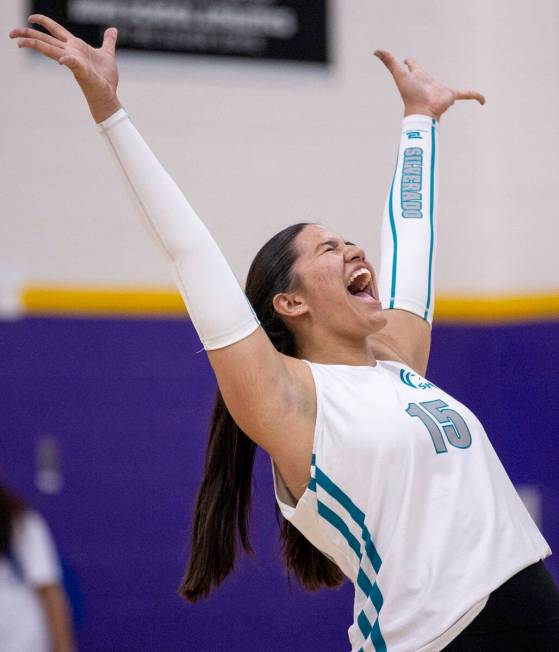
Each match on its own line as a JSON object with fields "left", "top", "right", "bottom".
{"left": 374, "top": 49, "right": 485, "bottom": 120}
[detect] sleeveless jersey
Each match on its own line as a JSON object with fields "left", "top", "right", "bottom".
{"left": 271, "top": 360, "right": 551, "bottom": 652}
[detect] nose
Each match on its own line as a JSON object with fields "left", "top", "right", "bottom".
{"left": 344, "top": 243, "right": 366, "bottom": 262}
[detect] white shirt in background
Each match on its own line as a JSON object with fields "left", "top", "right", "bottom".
{"left": 0, "top": 510, "right": 62, "bottom": 652}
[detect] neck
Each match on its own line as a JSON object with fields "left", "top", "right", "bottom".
{"left": 296, "top": 332, "right": 378, "bottom": 367}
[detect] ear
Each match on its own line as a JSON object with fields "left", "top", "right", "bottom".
{"left": 272, "top": 292, "right": 309, "bottom": 320}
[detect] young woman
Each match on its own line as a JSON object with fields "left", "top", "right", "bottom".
{"left": 10, "top": 15, "right": 559, "bottom": 651}
{"left": 0, "top": 483, "right": 75, "bottom": 652}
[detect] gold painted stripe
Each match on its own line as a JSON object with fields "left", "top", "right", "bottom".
{"left": 22, "top": 286, "right": 186, "bottom": 317}
{"left": 436, "top": 294, "right": 559, "bottom": 322}
{"left": 17, "top": 286, "right": 559, "bottom": 322}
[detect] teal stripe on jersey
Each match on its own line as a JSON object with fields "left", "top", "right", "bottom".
{"left": 315, "top": 467, "right": 365, "bottom": 521}
{"left": 317, "top": 502, "right": 362, "bottom": 558}
{"left": 369, "top": 581, "right": 384, "bottom": 613}
{"left": 356, "top": 569, "right": 385, "bottom": 650}
{"left": 358, "top": 611, "right": 372, "bottom": 639}
{"left": 424, "top": 119, "right": 436, "bottom": 320}
{"left": 364, "top": 529, "right": 382, "bottom": 574}
{"left": 313, "top": 465, "right": 386, "bottom": 651}
{"left": 315, "top": 466, "right": 381, "bottom": 573}
{"left": 357, "top": 569, "right": 383, "bottom": 613}
{"left": 388, "top": 155, "right": 399, "bottom": 309}
{"left": 357, "top": 568, "right": 373, "bottom": 596}
{"left": 371, "top": 619, "right": 387, "bottom": 652}
{"left": 357, "top": 612, "right": 388, "bottom": 652}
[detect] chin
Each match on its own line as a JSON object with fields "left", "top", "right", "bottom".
{"left": 368, "top": 309, "right": 388, "bottom": 332}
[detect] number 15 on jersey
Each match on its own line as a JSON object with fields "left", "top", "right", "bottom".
{"left": 406, "top": 399, "right": 472, "bottom": 454}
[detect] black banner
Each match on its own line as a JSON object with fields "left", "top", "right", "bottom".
{"left": 30, "top": 0, "right": 329, "bottom": 63}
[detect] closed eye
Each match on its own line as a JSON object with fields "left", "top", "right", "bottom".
{"left": 315, "top": 238, "right": 354, "bottom": 255}
{"left": 319, "top": 239, "right": 341, "bottom": 254}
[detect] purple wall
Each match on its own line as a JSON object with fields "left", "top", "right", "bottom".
{"left": 1, "top": 317, "right": 557, "bottom": 650}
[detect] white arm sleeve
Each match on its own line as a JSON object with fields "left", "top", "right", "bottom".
{"left": 97, "top": 109, "right": 260, "bottom": 351}
{"left": 12, "top": 511, "right": 62, "bottom": 587}
{"left": 378, "top": 115, "right": 438, "bottom": 324}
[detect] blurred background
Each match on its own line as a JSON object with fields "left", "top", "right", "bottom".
{"left": 1, "top": 0, "right": 558, "bottom": 649}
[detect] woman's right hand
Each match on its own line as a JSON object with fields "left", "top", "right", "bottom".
{"left": 10, "top": 14, "right": 121, "bottom": 123}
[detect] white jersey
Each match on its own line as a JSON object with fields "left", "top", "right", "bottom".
{"left": 0, "top": 511, "right": 61, "bottom": 652}
{"left": 272, "top": 360, "right": 550, "bottom": 652}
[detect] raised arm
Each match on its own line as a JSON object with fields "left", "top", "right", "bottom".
{"left": 10, "top": 15, "right": 313, "bottom": 457}
{"left": 370, "top": 51, "right": 485, "bottom": 376}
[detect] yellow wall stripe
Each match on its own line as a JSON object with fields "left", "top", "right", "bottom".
{"left": 18, "top": 285, "right": 559, "bottom": 323}
{"left": 22, "top": 286, "right": 185, "bottom": 317}
{"left": 436, "top": 294, "right": 559, "bottom": 322}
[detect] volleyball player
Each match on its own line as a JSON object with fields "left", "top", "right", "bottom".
{"left": 10, "top": 15, "right": 559, "bottom": 650}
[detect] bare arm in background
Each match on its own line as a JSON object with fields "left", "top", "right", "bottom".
{"left": 37, "top": 584, "right": 76, "bottom": 652}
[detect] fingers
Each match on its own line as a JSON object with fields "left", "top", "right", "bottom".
{"left": 9, "top": 26, "right": 64, "bottom": 51}
{"left": 28, "top": 14, "right": 71, "bottom": 42}
{"left": 374, "top": 49, "right": 406, "bottom": 78}
{"left": 455, "top": 89, "right": 486, "bottom": 105}
{"left": 16, "top": 37, "right": 64, "bottom": 63}
{"left": 404, "top": 57, "right": 421, "bottom": 73}
{"left": 101, "top": 27, "right": 118, "bottom": 54}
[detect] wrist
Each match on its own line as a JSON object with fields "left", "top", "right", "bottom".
{"left": 89, "top": 96, "right": 122, "bottom": 124}
{"left": 404, "top": 105, "right": 439, "bottom": 121}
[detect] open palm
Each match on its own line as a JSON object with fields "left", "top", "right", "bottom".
{"left": 10, "top": 14, "right": 119, "bottom": 117}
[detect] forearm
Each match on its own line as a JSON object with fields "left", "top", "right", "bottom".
{"left": 378, "top": 114, "right": 438, "bottom": 323}
{"left": 36, "top": 584, "right": 75, "bottom": 652}
{"left": 97, "top": 109, "right": 259, "bottom": 350}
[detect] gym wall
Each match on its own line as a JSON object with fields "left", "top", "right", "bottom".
{"left": 2, "top": 1, "right": 558, "bottom": 650}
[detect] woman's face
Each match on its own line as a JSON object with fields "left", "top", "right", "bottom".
{"left": 287, "top": 224, "right": 387, "bottom": 340}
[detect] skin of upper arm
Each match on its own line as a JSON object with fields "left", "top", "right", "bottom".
{"left": 207, "top": 326, "right": 315, "bottom": 457}
{"left": 368, "top": 308, "right": 431, "bottom": 376}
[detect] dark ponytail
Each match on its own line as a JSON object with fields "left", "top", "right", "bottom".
{"left": 0, "top": 483, "right": 27, "bottom": 558}
{"left": 180, "top": 223, "right": 344, "bottom": 602}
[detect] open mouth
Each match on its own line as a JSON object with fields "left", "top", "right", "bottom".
{"left": 346, "top": 267, "right": 378, "bottom": 304}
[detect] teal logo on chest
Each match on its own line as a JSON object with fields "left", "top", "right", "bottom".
{"left": 400, "top": 368, "right": 437, "bottom": 390}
